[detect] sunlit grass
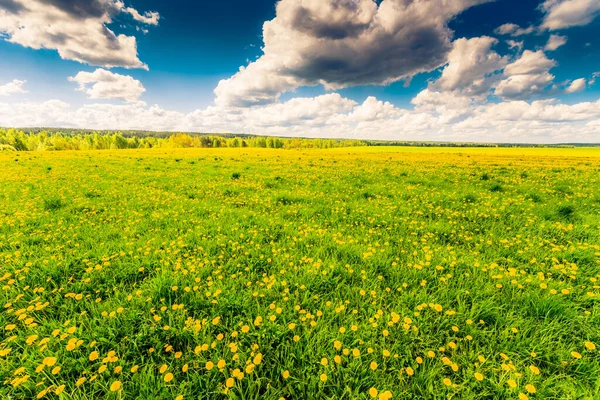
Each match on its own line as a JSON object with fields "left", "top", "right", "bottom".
{"left": 1, "top": 147, "right": 599, "bottom": 399}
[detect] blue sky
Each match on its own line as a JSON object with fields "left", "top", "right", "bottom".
{"left": 0, "top": 0, "right": 599, "bottom": 142}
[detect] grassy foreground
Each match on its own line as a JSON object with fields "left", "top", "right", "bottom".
{"left": 1, "top": 147, "right": 599, "bottom": 399}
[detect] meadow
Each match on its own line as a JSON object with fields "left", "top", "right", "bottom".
{"left": 1, "top": 147, "right": 599, "bottom": 399}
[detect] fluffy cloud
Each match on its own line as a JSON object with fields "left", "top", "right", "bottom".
{"left": 541, "top": 0, "right": 600, "bottom": 30}
{"left": 545, "top": 34, "right": 567, "bottom": 51}
{"left": 495, "top": 50, "right": 557, "bottom": 100}
{"left": 429, "top": 37, "right": 507, "bottom": 98}
{"left": 214, "top": 0, "right": 492, "bottom": 107}
{"left": 0, "top": 0, "right": 159, "bottom": 69}
{"left": 68, "top": 69, "right": 146, "bottom": 104}
{"left": 0, "top": 79, "right": 27, "bottom": 96}
{"left": 494, "top": 23, "right": 536, "bottom": 36}
{"left": 3, "top": 93, "right": 599, "bottom": 143}
{"left": 565, "top": 78, "right": 586, "bottom": 93}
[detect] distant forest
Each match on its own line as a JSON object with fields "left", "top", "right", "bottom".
{"left": 0, "top": 127, "right": 595, "bottom": 151}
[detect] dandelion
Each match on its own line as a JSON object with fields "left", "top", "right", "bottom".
{"left": 406, "top": 367, "right": 414, "bottom": 376}
{"left": 529, "top": 365, "right": 540, "bottom": 375}
{"left": 42, "top": 357, "right": 57, "bottom": 367}
{"left": 571, "top": 351, "right": 582, "bottom": 359}
{"left": 474, "top": 372, "right": 484, "bottom": 381}
{"left": 109, "top": 381, "right": 122, "bottom": 392}
{"left": 507, "top": 379, "right": 517, "bottom": 388}
{"left": 320, "top": 373, "right": 327, "bottom": 382}
{"left": 525, "top": 384, "right": 536, "bottom": 394}
{"left": 369, "top": 387, "right": 378, "bottom": 398}
{"left": 205, "top": 361, "right": 214, "bottom": 371}
{"left": 370, "top": 361, "right": 378, "bottom": 370}
{"left": 585, "top": 342, "right": 596, "bottom": 351}
{"left": 226, "top": 377, "right": 235, "bottom": 388}
{"left": 89, "top": 351, "right": 99, "bottom": 361}
{"left": 443, "top": 378, "right": 452, "bottom": 386}
{"left": 164, "top": 373, "right": 174, "bottom": 382}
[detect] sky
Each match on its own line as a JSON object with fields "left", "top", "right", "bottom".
{"left": 0, "top": 0, "right": 600, "bottom": 143}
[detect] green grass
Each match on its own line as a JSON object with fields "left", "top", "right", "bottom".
{"left": 0, "top": 147, "right": 599, "bottom": 399}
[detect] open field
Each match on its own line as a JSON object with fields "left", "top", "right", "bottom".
{"left": 1, "top": 147, "right": 600, "bottom": 399}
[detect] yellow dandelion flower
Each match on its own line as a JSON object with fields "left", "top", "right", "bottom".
{"left": 571, "top": 351, "right": 582, "bottom": 359}
{"left": 89, "top": 351, "right": 99, "bottom": 361}
{"left": 369, "top": 387, "right": 378, "bottom": 398}
{"left": 109, "top": 381, "right": 122, "bottom": 392}
{"left": 160, "top": 364, "right": 168, "bottom": 374}
{"left": 406, "top": 367, "right": 414, "bottom": 376}
{"left": 205, "top": 361, "right": 214, "bottom": 371}
{"left": 282, "top": 370, "right": 290, "bottom": 379}
{"left": 218, "top": 359, "right": 227, "bottom": 369}
{"left": 443, "top": 378, "right": 452, "bottom": 386}
{"left": 507, "top": 379, "right": 517, "bottom": 388}
{"left": 320, "top": 373, "right": 327, "bottom": 382}
{"left": 164, "top": 373, "right": 174, "bottom": 382}
{"left": 529, "top": 365, "right": 540, "bottom": 375}
{"left": 518, "top": 394, "right": 529, "bottom": 400}
{"left": 42, "top": 357, "right": 57, "bottom": 367}
{"left": 226, "top": 377, "right": 235, "bottom": 388}
{"left": 55, "top": 385, "right": 65, "bottom": 395}
{"left": 585, "top": 341, "right": 596, "bottom": 351}
{"left": 474, "top": 372, "right": 484, "bottom": 381}
{"left": 525, "top": 384, "right": 536, "bottom": 394}
{"left": 51, "top": 366, "right": 61, "bottom": 375}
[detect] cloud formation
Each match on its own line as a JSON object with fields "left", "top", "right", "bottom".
{"left": 429, "top": 36, "right": 507, "bottom": 99}
{"left": 545, "top": 34, "right": 567, "bottom": 51}
{"left": 68, "top": 69, "right": 146, "bottom": 104}
{"left": 2, "top": 92, "right": 599, "bottom": 143}
{"left": 494, "top": 23, "right": 536, "bottom": 36}
{"left": 0, "top": 0, "right": 159, "bottom": 69}
{"left": 0, "top": 79, "right": 27, "bottom": 96}
{"left": 495, "top": 50, "right": 557, "bottom": 100}
{"left": 541, "top": 0, "right": 600, "bottom": 30}
{"left": 215, "top": 0, "right": 491, "bottom": 107}
{"left": 565, "top": 78, "right": 586, "bottom": 93}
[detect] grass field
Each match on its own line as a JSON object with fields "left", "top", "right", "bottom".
{"left": 1, "top": 147, "right": 599, "bottom": 399}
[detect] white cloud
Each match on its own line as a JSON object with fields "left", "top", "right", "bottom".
{"left": 541, "top": 0, "right": 600, "bottom": 30}
{"left": 494, "top": 23, "right": 536, "bottom": 36}
{"left": 495, "top": 50, "right": 557, "bottom": 100}
{"left": 3, "top": 93, "right": 599, "bottom": 143}
{"left": 565, "top": 78, "right": 586, "bottom": 93}
{"left": 545, "top": 34, "right": 567, "bottom": 51}
{"left": 590, "top": 72, "right": 600, "bottom": 85}
{"left": 124, "top": 7, "right": 160, "bottom": 25}
{"left": 0, "top": 0, "right": 159, "bottom": 69}
{"left": 68, "top": 69, "right": 146, "bottom": 104}
{"left": 429, "top": 37, "right": 507, "bottom": 99}
{"left": 506, "top": 40, "right": 524, "bottom": 51}
{"left": 0, "top": 79, "right": 27, "bottom": 96}
{"left": 214, "top": 0, "right": 492, "bottom": 107}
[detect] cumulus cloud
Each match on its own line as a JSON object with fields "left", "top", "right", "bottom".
{"left": 565, "top": 78, "right": 586, "bottom": 93}
{"left": 429, "top": 37, "right": 507, "bottom": 98}
{"left": 541, "top": 0, "right": 600, "bottom": 30}
{"left": 494, "top": 23, "right": 536, "bottom": 36}
{"left": 0, "top": 0, "right": 160, "bottom": 69}
{"left": 495, "top": 50, "right": 557, "bottom": 100}
{"left": 545, "top": 34, "right": 567, "bottom": 51}
{"left": 68, "top": 69, "right": 146, "bottom": 104}
{"left": 3, "top": 93, "right": 599, "bottom": 143}
{"left": 214, "top": 0, "right": 492, "bottom": 107}
{"left": 0, "top": 79, "right": 27, "bottom": 96}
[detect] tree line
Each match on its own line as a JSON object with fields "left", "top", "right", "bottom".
{"left": 0, "top": 129, "right": 367, "bottom": 151}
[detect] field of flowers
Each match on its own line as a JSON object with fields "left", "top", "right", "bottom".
{"left": 1, "top": 147, "right": 599, "bottom": 399}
